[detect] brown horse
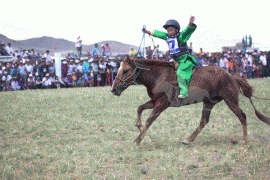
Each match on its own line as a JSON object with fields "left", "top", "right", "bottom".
{"left": 111, "top": 56, "right": 270, "bottom": 145}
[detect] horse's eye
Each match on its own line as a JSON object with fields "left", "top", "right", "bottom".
{"left": 123, "top": 70, "right": 128, "bottom": 74}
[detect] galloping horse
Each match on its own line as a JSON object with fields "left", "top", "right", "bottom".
{"left": 111, "top": 56, "right": 270, "bottom": 145}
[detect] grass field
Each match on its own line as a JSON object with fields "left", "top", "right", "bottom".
{"left": 1, "top": 78, "right": 270, "bottom": 179}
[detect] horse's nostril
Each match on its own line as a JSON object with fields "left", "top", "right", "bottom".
{"left": 111, "top": 89, "right": 116, "bottom": 93}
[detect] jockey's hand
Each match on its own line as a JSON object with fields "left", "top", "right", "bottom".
{"left": 188, "top": 16, "right": 195, "bottom": 27}
{"left": 142, "top": 29, "right": 152, "bottom": 36}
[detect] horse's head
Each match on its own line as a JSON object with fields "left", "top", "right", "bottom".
{"left": 111, "top": 55, "right": 136, "bottom": 96}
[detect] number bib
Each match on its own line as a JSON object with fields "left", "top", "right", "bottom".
{"left": 167, "top": 37, "right": 180, "bottom": 54}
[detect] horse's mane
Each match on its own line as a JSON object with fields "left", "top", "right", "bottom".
{"left": 130, "top": 58, "right": 176, "bottom": 69}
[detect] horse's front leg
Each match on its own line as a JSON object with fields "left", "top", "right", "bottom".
{"left": 134, "top": 98, "right": 168, "bottom": 145}
{"left": 136, "top": 100, "right": 155, "bottom": 133}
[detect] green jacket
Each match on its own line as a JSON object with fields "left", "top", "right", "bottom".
{"left": 152, "top": 24, "right": 197, "bottom": 66}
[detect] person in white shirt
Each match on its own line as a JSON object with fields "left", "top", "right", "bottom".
{"left": 25, "top": 60, "right": 33, "bottom": 75}
{"left": 152, "top": 45, "right": 160, "bottom": 59}
{"left": 219, "top": 56, "right": 225, "bottom": 69}
{"left": 247, "top": 53, "right": 253, "bottom": 65}
{"left": 2, "top": 71, "right": 12, "bottom": 82}
{"left": 260, "top": 53, "right": 267, "bottom": 66}
{"left": 28, "top": 74, "right": 36, "bottom": 89}
{"left": 76, "top": 36, "right": 82, "bottom": 57}
{"left": 11, "top": 77, "right": 21, "bottom": 90}
{"left": 4, "top": 43, "right": 14, "bottom": 55}
{"left": 42, "top": 73, "right": 52, "bottom": 88}
{"left": 43, "top": 50, "right": 52, "bottom": 63}
{"left": 76, "top": 61, "right": 84, "bottom": 77}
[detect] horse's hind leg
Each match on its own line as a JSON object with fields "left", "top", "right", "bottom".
{"left": 137, "top": 100, "right": 154, "bottom": 132}
{"left": 223, "top": 97, "right": 248, "bottom": 143}
{"left": 182, "top": 101, "right": 216, "bottom": 145}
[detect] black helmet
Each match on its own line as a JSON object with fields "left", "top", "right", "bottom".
{"left": 163, "top": 19, "right": 180, "bottom": 32}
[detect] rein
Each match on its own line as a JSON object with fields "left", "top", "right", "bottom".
{"left": 115, "top": 59, "right": 150, "bottom": 87}
{"left": 115, "top": 26, "right": 152, "bottom": 87}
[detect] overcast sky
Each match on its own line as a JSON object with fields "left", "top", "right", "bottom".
{"left": 1, "top": 0, "right": 270, "bottom": 52}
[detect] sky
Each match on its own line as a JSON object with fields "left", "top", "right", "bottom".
{"left": 1, "top": 0, "right": 270, "bottom": 53}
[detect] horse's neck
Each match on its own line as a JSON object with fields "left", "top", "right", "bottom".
{"left": 136, "top": 66, "right": 160, "bottom": 89}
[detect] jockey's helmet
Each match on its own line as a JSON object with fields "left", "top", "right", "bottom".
{"left": 163, "top": 19, "right": 180, "bottom": 32}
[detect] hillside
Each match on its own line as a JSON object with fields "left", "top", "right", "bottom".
{"left": 0, "top": 34, "right": 138, "bottom": 56}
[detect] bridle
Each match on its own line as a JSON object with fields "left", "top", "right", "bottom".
{"left": 115, "top": 59, "right": 150, "bottom": 88}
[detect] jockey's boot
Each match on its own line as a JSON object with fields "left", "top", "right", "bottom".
{"left": 178, "top": 94, "right": 187, "bottom": 99}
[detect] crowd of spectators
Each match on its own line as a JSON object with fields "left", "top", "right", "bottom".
{"left": 0, "top": 42, "right": 119, "bottom": 91}
{"left": 130, "top": 45, "right": 270, "bottom": 79}
{"left": 1, "top": 41, "right": 270, "bottom": 92}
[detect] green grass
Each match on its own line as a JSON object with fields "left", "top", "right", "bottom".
{"left": 1, "top": 78, "right": 270, "bottom": 179}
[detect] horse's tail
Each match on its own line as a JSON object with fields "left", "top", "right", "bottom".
{"left": 235, "top": 75, "right": 270, "bottom": 125}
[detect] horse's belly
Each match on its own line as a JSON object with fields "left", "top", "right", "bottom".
{"left": 169, "top": 86, "right": 210, "bottom": 107}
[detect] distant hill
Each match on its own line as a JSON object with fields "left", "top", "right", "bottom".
{"left": 0, "top": 34, "right": 138, "bottom": 56}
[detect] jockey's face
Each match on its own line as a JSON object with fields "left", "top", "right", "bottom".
{"left": 167, "top": 26, "right": 177, "bottom": 38}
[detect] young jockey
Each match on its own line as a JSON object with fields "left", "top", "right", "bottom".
{"left": 144, "top": 16, "right": 197, "bottom": 98}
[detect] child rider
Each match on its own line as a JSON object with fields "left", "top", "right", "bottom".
{"left": 143, "top": 16, "right": 197, "bottom": 99}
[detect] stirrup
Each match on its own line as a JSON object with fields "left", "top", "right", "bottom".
{"left": 178, "top": 94, "right": 187, "bottom": 99}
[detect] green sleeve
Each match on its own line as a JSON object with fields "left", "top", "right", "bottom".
{"left": 152, "top": 30, "right": 168, "bottom": 41}
{"left": 179, "top": 24, "right": 197, "bottom": 44}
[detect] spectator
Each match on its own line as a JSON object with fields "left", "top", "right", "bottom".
{"left": 11, "top": 77, "right": 21, "bottom": 90}
{"left": 198, "top": 48, "right": 205, "bottom": 56}
{"left": 195, "top": 54, "right": 203, "bottom": 67}
{"left": 108, "top": 59, "right": 118, "bottom": 84}
{"left": 104, "top": 43, "right": 111, "bottom": 57}
{"left": 152, "top": 45, "right": 160, "bottom": 59}
{"left": 77, "top": 76, "right": 85, "bottom": 87}
{"left": 2, "top": 71, "right": 12, "bottom": 83}
{"left": 25, "top": 60, "right": 33, "bottom": 76}
{"left": 18, "top": 77, "right": 27, "bottom": 90}
{"left": 260, "top": 52, "right": 267, "bottom": 77}
{"left": 99, "top": 61, "right": 106, "bottom": 86}
{"left": 85, "top": 73, "right": 93, "bottom": 87}
{"left": 91, "top": 60, "right": 99, "bottom": 86}
{"left": 82, "top": 58, "right": 90, "bottom": 76}
{"left": 129, "top": 48, "right": 137, "bottom": 57}
{"left": 33, "top": 60, "right": 42, "bottom": 78}
{"left": 36, "top": 77, "right": 43, "bottom": 89}
{"left": 0, "top": 42, "right": 9, "bottom": 56}
{"left": 242, "top": 57, "right": 248, "bottom": 78}
{"left": 97, "top": 72, "right": 102, "bottom": 87}
{"left": 63, "top": 74, "right": 73, "bottom": 88}
{"left": 28, "top": 74, "right": 36, "bottom": 89}
{"left": 48, "top": 61, "right": 55, "bottom": 75}
{"left": 76, "top": 60, "right": 84, "bottom": 78}
{"left": 40, "top": 61, "right": 48, "bottom": 79}
{"left": 228, "top": 59, "right": 235, "bottom": 74}
{"left": 146, "top": 46, "right": 153, "bottom": 59}
{"left": 92, "top": 43, "right": 100, "bottom": 58}
{"left": 105, "top": 62, "right": 112, "bottom": 86}
{"left": 18, "top": 61, "right": 28, "bottom": 83}
{"left": 53, "top": 76, "right": 60, "bottom": 89}
{"left": 43, "top": 50, "right": 52, "bottom": 63}
{"left": 67, "top": 60, "right": 75, "bottom": 75}
{"left": 71, "top": 73, "right": 77, "bottom": 87}
{"left": 61, "top": 61, "right": 69, "bottom": 78}
{"left": 247, "top": 61, "right": 252, "bottom": 79}
{"left": 11, "top": 65, "right": 19, "bottom": 78}
{"left": 76, "top": 36, "right": 82, "bottom": 57}
{"left": 5, "top": 43, "right": 14, "bottom": 55}
{"left": 42, "top": 73, "right": 52, "bottom": 89}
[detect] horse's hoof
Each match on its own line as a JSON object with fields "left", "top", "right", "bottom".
{"left": 133, "top": 139, "right": 141, "bottom": 146}
{"left": 182, "top": 139, "right": 190, "bottom": 145}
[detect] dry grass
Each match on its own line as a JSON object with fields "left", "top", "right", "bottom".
{"left": 1, "top": 78, "right": 270, "bottom": 179}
